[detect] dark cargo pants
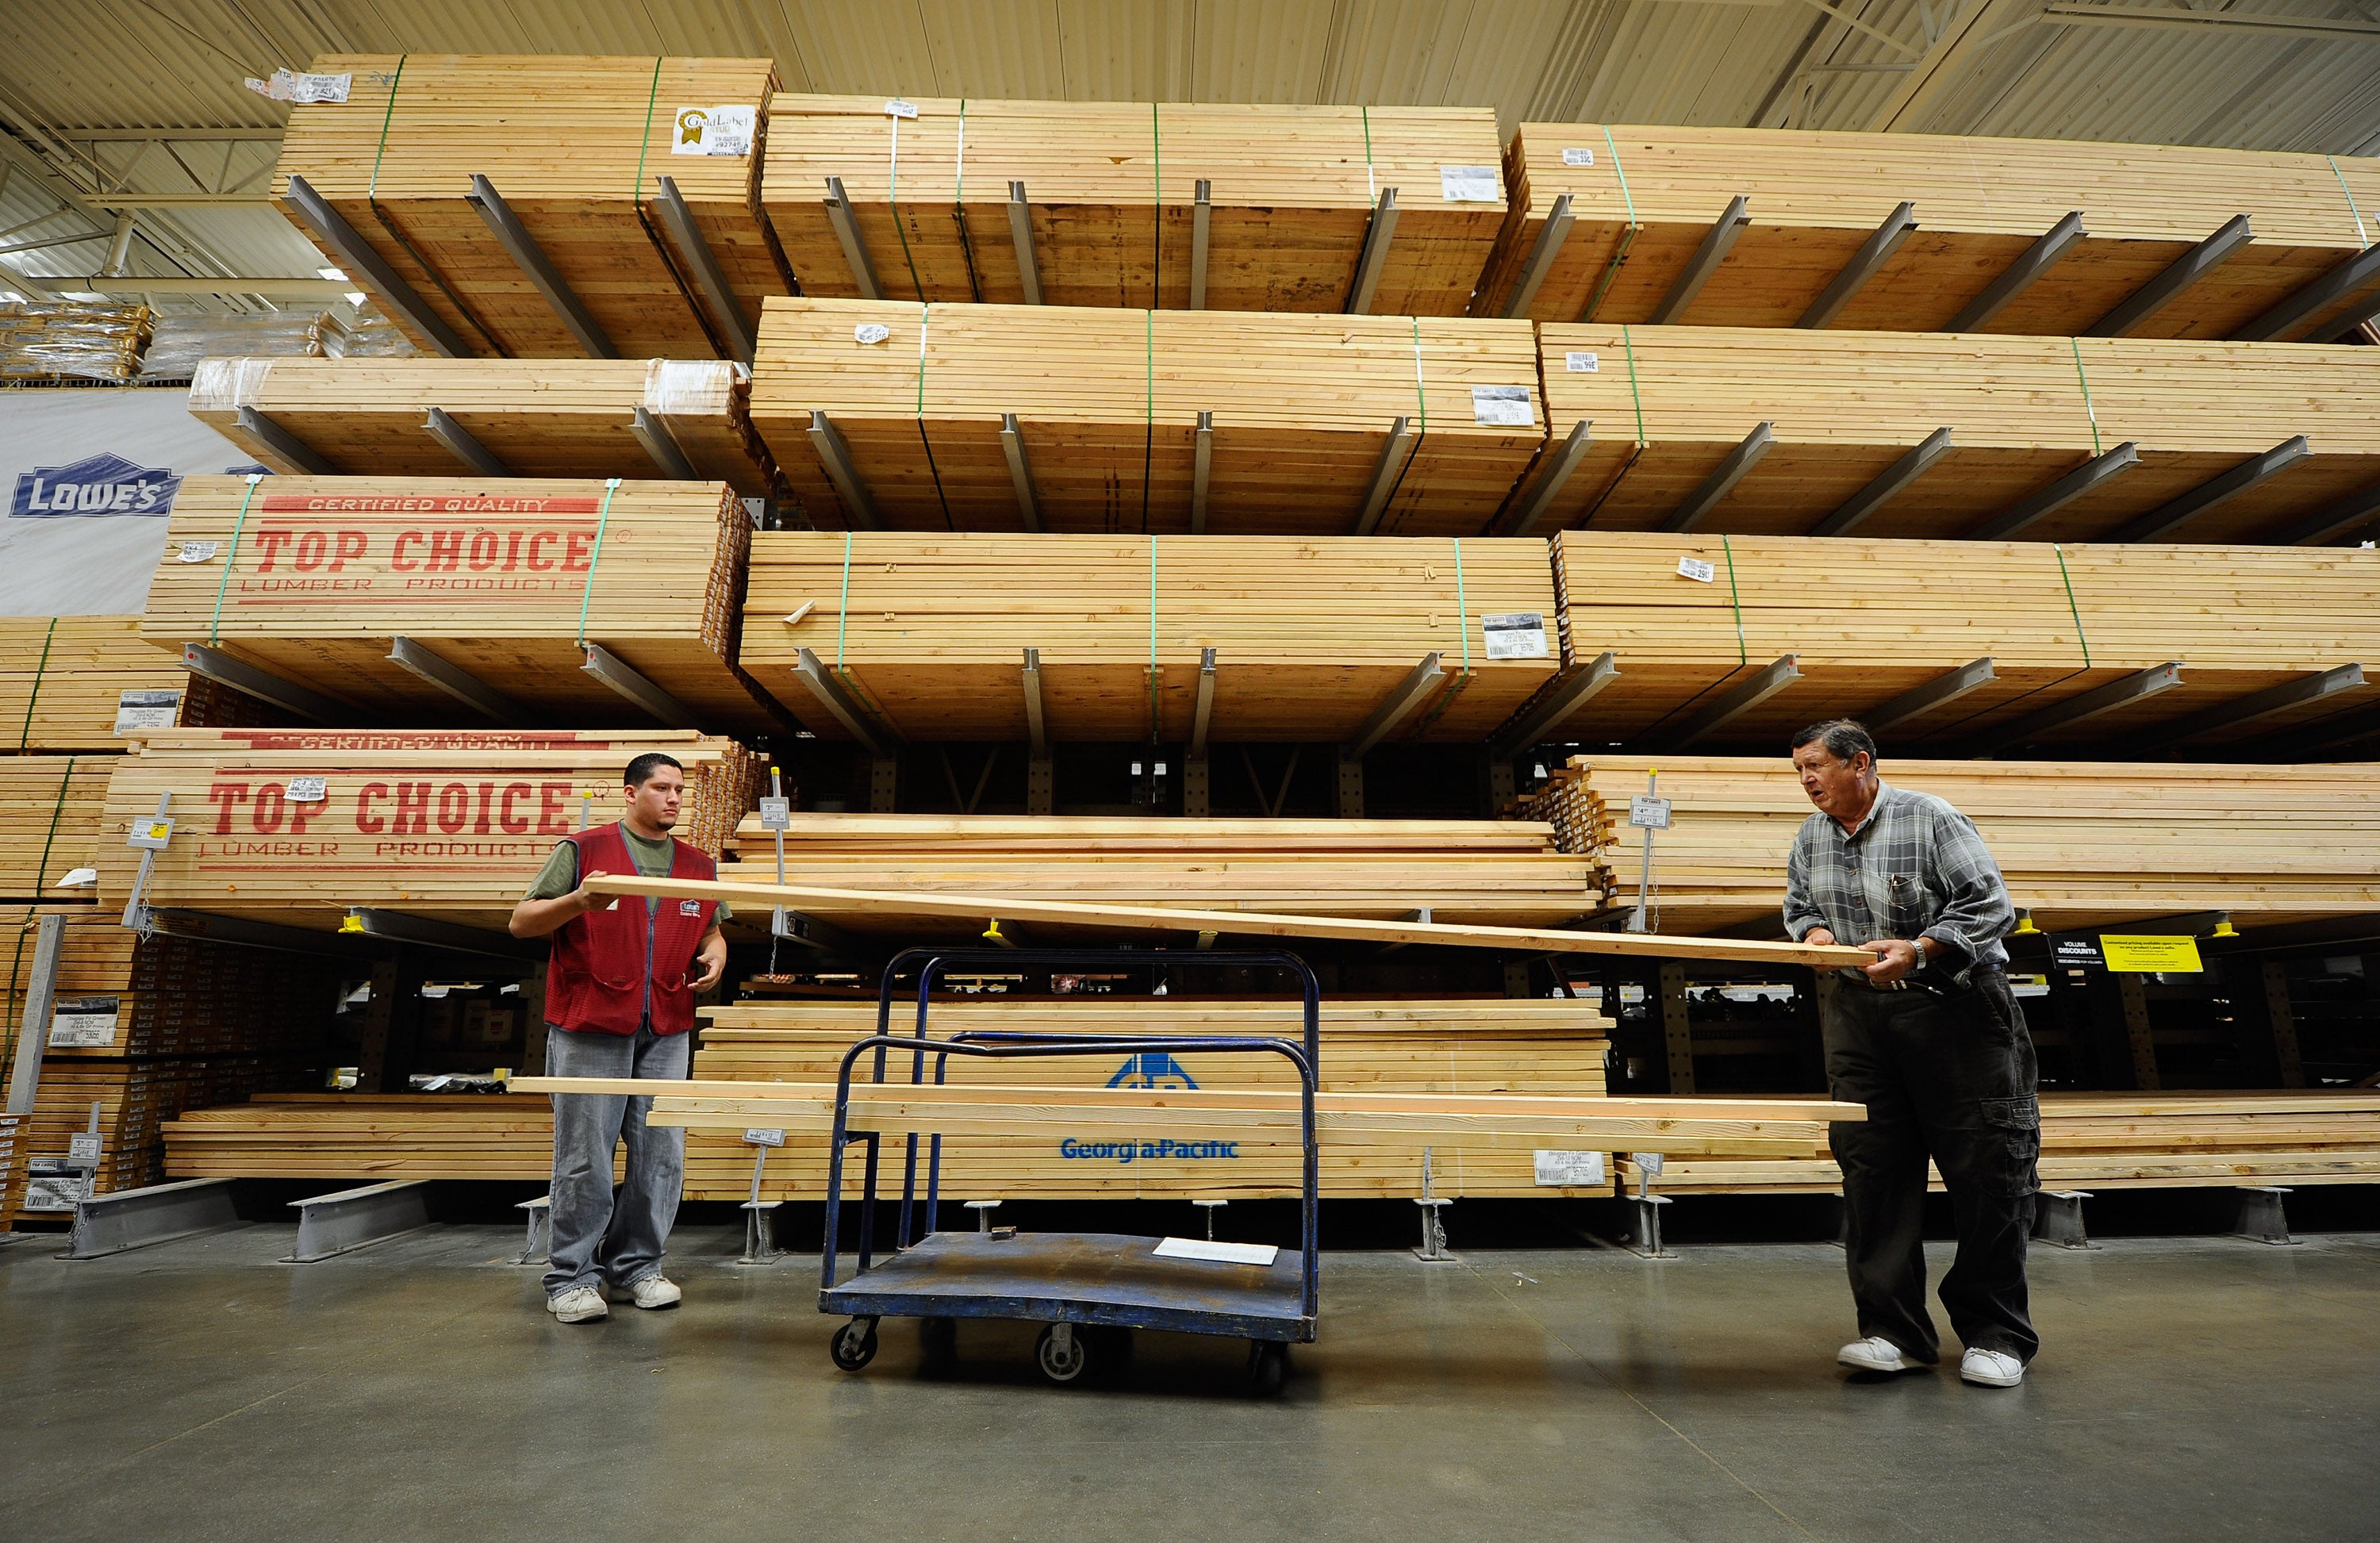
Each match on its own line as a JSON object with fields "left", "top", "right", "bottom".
{"left": 1823, "top": 969, "right": 2040, "bottom": 1365}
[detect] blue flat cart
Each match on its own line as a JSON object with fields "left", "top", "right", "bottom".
{"left": 819, "top": 946, "right": 1321, "bottom": 1393}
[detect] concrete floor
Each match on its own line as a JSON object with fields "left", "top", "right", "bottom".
{"left": 2, "top": 1222, "right": 2375, "bottom": 1543}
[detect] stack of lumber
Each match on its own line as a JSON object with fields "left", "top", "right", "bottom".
{"left": 1617, "top": 1092, "right": 2380, "bottom": 1193}
{"left": 682, "top": 995, "right": 1613, "bottom": 1199}
{"left": 0, "top": 617, "right": 186, "bottom": 753}
{"left": 188, "top": 358, "right": 777, "bottom": 495}
{"left": 1540, "top": 532, "right": 2380, "bottom": 747}
{"left": 723, "top": 814, "right": 1600, "bottom": 935}
{"left": 751, "top": 297, "right": 1545, "bottom": 535}
{"left": 137, "top": 310, "right": 347, "bottom": 382}
{"left": 1476, "top": 125, "right": 2380, "bottom": 341}
{"left": 0, "top": 302, "right": 152, "bottom": 382}
{"left": 1517, "top": 754, "right": 2380, "bottom": 934}
{"left": 0, "top": 1112, "right": 25, "bottom": 1231}
{"left": 1527, "top": 325, "right": 2380, "bottom": 543}
{"left": 273, "top": 55, "right": 789, "bottom": 358}
{"left": 764, "top": 97, "right": 1505, "bottom": 315}
{"left": 165, "top": 1092, "right": 601, "bottom": 1180}
{"left": 0, "top": 757, "right": 111, "bottom": 900}
{"left": 6, "top": 1054, "right": 321, "bottom": 1204}
{"left": 142, "top": 475, "right": 782, "bottom": 733}
{"left": 746, "top": 532, "right": 1559, "bottom": 742}
{"left": 91, "top": 730, "right": 762, "bottom": 933}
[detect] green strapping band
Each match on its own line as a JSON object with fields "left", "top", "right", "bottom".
{"left": 1411, "top": 539, "right": 1473, "bottom": 735}
{"left": 916, "top": 301, "right": 931, "bottom": 413}
{"left": 836, "top": 530, "right": 854, "bottom": 667}
{"left": 367, "top": 55, "right": 407, "bottom": 203}
{"left": 1581, "top": 126, "right": 1638, "bottom": 323}
{"left": 1151, "top": 102, "right": 1161, "bottom": 306}
{"left": 1361, "top": 106, "right": 1376, "bottom": 198}
{"left": 17, "top": 617, "right": 56, "bottom": 751}
{"left": 207, "top": 474, "right": 263, "bottom": 645}
{"left": 1142, "top": 308, "right": 1155, "bottom": 530}
{"left": 2070, "top": 336, "right": 2102, "bottom": 455}
{"left": 2330, "top": 155, "right": 2370, "bottom": 248}
{"left": 1411, "top": 316, "right": 1426, "bottom": 432}
{"left": 1620, "top": 324, "right": 1646, "bottom": 444}
{"left": 34, "top": 755, "right": 75, "bottom": 896}
{"left": 574, "top": 478, "right": 622, "bottom": 648}
{"left": 1147, "top": 535, "right": 1161, "bottom": 738}
{"left": 2054, "top": 544, "right": 2091, "bottom": 668}
{"left": 632, "top": 56, "right": 662, "bottom": 203}
{"left": 887, "top": 103, "right": 927, "bottom": 301}
{"left": 1721, "top": 534, "right": 1747, "bottom": 666}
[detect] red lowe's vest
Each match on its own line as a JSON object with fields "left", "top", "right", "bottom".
{"left": 547, "top": 821, "right": 719, "bottom": 1037}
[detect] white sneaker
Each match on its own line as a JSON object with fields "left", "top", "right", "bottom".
{"left": 627, "top": 1275, "right": 681, "bottom": 1310}
{"left": 1837, "top": 1336, "right": 1928, "bottom": 1374}
{"left": 1960, "top": 1348, "right": 2025, "bottom": 1387}
{"left": 548, "top": 1285, "right": 608, "bottom": 1323}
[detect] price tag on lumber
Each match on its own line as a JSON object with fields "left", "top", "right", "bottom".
{"left": 743, "top": 1128, "right": 785, "bottom": 1147}
{"left": 175, "top": 542, "right": 219, "bottom": 564}
{"left": 1481, "top": 612, "right": 1549, "bottom": 659}
{"left": 48, "top": 998, "right": 121, "bottom": 1050}
{"left": 1676, "top": 556, "right": 1717, "bottom": 583}
{"left": 884, "top": 98, "right": 919, "bottom": 118}
{"left": 68, "top": 1132, "right": 102, "bottom": 1164}
{"left": 758, "top": 796, "right": 792, "bottom": 831}
{"left": 1564, "top": 351, "right": 1599, "bottom": 373}
{"left": 2098, "top": 935, "right": 2204, "bottom": 973}
{"left": 1534, "top": 1150, "right": 1605, "bottom": 1187}
{"left": 1470, "top": 385, "right": 1534, "bottom": 427}
{"left": 1629, "top": 796, "right": 1672, "bottom": 830}
{"left": 286, "top": 776, "right": 327, "bottom": 804}
{"left": 126, "top": 817, "right": 174, "bottom": 850}
{"left": 1439, "top": 164, "right": 1499, "bottom": 202}
{"left": 1631, "top": 1152, "right": 1665, "bottom": 1176}
{"left": 672, "top": 104, "right": 755, "bottom": 156}
{"left": 1562, "top": 147, "right": 1595, "bottom": 167}
{"left": 114, "top": 689, "right": 181, "bottom": 733}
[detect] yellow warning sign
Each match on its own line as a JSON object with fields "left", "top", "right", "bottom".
{"left": 2098, "top": 935, "right": 2205, "bottom": 973}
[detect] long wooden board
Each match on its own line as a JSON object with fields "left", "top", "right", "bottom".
{"left": 0, "top": 618, "right": 185, "bottom": 754}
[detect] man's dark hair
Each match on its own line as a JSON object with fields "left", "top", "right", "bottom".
{"left": 1791, "top": 720, "right": 1878, "bottom": 766}
{"left": 624, "top": 752, "right": 683, "bottom": 789}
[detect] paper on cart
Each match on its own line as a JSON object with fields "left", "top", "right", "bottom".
{"left": 1154, "top": 1237, "right": 1278, "bottom": 1267}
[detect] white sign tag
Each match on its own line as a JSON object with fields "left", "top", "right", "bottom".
{"left": 126, "top": 817, "right": 173, "bottom": 851}
{"left": 671, "top": 104, "right": 756, "bottom": 157}
{"left": 758, "top": 796, "right": 793, "bottom": 831}
{"left": 245, "top": 69, "right": 351, "bottom": 104}
{"left": 49, "top": 998, "right": 123, "bottom": 1050}
{"left": 1154, "top": 1237, "right": 1278, "bottom": 1266}
{"left": 1561, "top": 147, "right": 1595, "bottom": 167}
{"left": 1632, "top": 1151, "right": 1666, "bottom": 1177}
{"left": 1438, "top": 164, "right": 1499, "bottom": 202}
{"left": 1534, "top": 1150, "right": 1606, "bottom": 1187}
{"left": 854, "top": 323, "right": 891, "bottom": 345}
{"left": 1629, "top": 796, "right": 1673, "bottom": 830}
{"left": 885, "top": 98, "right": 920, "bottom": 119}
{"left": 1470, "top": 385, "right": 1535, "bottom": 427}
{"left": 1564, "top": 351, "right": 1599, "bottom": 373}
{"left": 175, "top": 541, "right": 220, "bottom": 563}
{"left": 68, "top": 1131, "right": 104, "bottom": 1162}
{"left": 286, "top": 776, "right": 327, "bottom": 804}
{"left": 1677, "top": 556, "right": 1717, "bottom": 583}
{"left": 23, "top": 1176, "right": 81, "bottom": 1211}
{"left": 114, "top": 689, "right": 181, "bottom": 734}
{"left": 1481, "top": 612, "right": 1550, "bottom": 660}
{"left": 743, "top": 1127, "right": 785, "bottom": 1147}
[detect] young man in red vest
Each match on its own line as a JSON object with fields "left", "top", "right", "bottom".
{"left": 509, "top": 752, "right": 728, "bottom": 1324}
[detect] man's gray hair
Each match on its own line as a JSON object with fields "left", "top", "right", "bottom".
{"left": 1791, "top": 719, "right": 1878, "bottom": 766}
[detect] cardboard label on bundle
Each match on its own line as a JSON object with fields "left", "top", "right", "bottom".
{"left": 176, "top": 541, "right": 220, "bottom": 563}
{"left": 1564, "top": 351, "right": 1599, "bottom": 373}
{"left": 49, "top": 998, "right": 122, "bottom": 1050}
{"left": 672, "top": 104, "right": 755, "bottom": 156}
{"left": 1561, "top": 147, "right": 1595, "bottom": 167}
{"left": 853, "top": 324, "right": 891, "bottom": 345}
{"left": 286, "top": 776, "right": 327, "bottom": 804}
{"left": 1676, "top": 556, "right": 1717, "bottom": 583}
{"left": 2099, "top": 935, "right": 2204, "bottom": 973}
{"left": 1470, "top": 386, "right": 1535, "bottom": 427}
{"left": 23, "top": 1175, "right": 81, "bottom": 1211}
{"left": 1481, "top": 612, "right": 1549, "bottom": 660}
{"left": 1629, "top": 796, "right": 1673, "bottom": 830}
{"left": 743, "top": 1128, "right": 785, "bottom": 1147}
{"left": 245, "top": 70, "right": 351, "bottom": 104}
{"left": 1534, "top": 1150, "right": 1605, "bottom": 1187}
{"left": 1439, "top": 164, "right": 1500, "bottom": 202}
{"left": 114, "top": 689, "right": 181, "bottom": 734}
{"left": 758, "top": 796, "right": 793, "bottom": 831}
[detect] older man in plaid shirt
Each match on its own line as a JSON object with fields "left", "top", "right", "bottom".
{"left": 1783, "top": 719, "right": 2040, "bottom": 1389}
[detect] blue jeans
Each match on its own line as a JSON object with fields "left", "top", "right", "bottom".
{"left": 542, "top": 1023, "right": 690, "bottom": 1299}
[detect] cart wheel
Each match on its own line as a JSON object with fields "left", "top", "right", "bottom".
{"left": 1035, "top": 1322, "right": 1096, "bottom": 1386}
{"left": 1248, "top": 1341, "right": 1288, "bottom": 1396}
{"left": 829, "top": 1317, "right": 879, "bottom": 1372}
{"left": 919, "top": 1315, "right": 958, "bottom": 1365}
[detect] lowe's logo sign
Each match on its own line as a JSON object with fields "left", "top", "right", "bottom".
{"left": 13, "top": 453, "right": 182, "bottom": 517}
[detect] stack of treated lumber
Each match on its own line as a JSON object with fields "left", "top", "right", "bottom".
{"left": 141, "top": 475, "right": 782, "bottom": 733}
{"left": 0, "top": 618, "right": 186, "bottom": 753}
{"left": 746, "top": 531, "right": 1559, "bottom": 742}
{"left": 91, "top": 730, "right": 762, "bottom": 933}
{"left": 750, "top": 297, "right": 1545, "bottom": 535}
{"left": 1476, "top": 125, "right": 2380, "bottom": 340}
{"left": 723, "top": 814, "right": 1601, "bottom": 935}
{"left": 0, "top": 302, "right": 152, "bottom": 382}
{"left": 272, "top": 54, "right": 788, "bottom": 358}
{"left": 1617, "top": 1092, "right": 2380, "bottom": 1193}
{"left": 0, "top": 758, "right": 111, "bottom": 900}
{"left": 682, "top": 995, "right": 1612, "bottom": 1200}
{"left": 0, "top": 1112, "right": 25, "bottom": 1230}
{"left": 1517, "top": 754, "right": 2380, "bottom": 934}
{"left": 1540, "top": 532, "right": 2380, "bottom": 747}
{"left": 187, "top": 358, "right": 777, "bottom": 495}
{"left": 6, "top": 1054, "right": 321, "bottom": 1204}
{"left": 764, "top": 97, "right": 1505, "bottom": 315}
{"left": 1526, "top": 325, "right": 2380, "bottom": 543}
{"left": 165, "top": 1093, "right": 582, "bottom": 1181}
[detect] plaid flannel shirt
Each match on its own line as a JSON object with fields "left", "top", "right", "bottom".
{"left": 1783, "top": 782, "right": 2015, "bottom": 986}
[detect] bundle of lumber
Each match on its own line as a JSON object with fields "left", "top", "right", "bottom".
{"left": 745, "top": 531, "right": 1558, "bottom": 742}
{"left": 165, "top": 1092, "right": 582, "bottom": 1181}
{"left": 1519, "top": 754, "right": 2380, "bottom": 934}
{"left": 136, "top": 309, "right": 348, "bottom": 383}
{"left": 273, "top": 55, "right": 789, "bottom": 358}
{"left": 751, "top": 297, "right": 1545, "bottom": 535}
{"left": 1476, "top": 124, "right": 2380, "bottom": 341}
{"left": 722, "top": 813, "right": 1600, "bottom": 935}
{"left": 1540, "top": 532, "right": 2380, "bottom": 749}
{"left": 682, "top": 994, "right": 1611, "bottom": 1199}
{"left": 0, "top": 1112, "right": 25, "bottom": 1231}
{"left": 1525, "top": 325, "right": 2380, "bottom": 543}
{"left": 764, "top": 97, "right": 1504, "bottom": 315}
{"left": 1616, "top": 1092, "right": 2380, "bottom": 1193}
{"left": 0, "top": 301, "right": 151, "bottom": 382}
{"left": 0, "top": 757, "right": 111, "bottom": 901}
{"left": 142, "top": 475, "right": 783, "bottom": 734}
{"left": 187, "top": 358, "right": 777, "bottom": 496}
{"left": 0, "top": 617, "right": 186, "bottom": 754}
{"left": 91, "top": 730, "right": 762, "bottom": 933}
{"left": 6, "top": 1054, "right": 320, "bottom": 1205}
